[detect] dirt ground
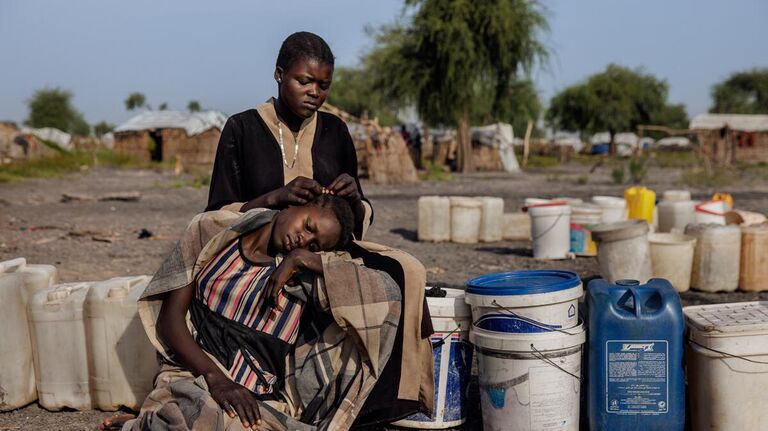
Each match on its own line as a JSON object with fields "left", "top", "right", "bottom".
{"left": 2, "top": 160, "right": 768, "bottom": 430}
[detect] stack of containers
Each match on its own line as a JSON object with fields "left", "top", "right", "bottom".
{"left": 418, "top": 196, "right": 452, "bottom": 242}
{"left": 570, "top": 204, "right": 602, "bottom": 256}
{"left": 466, "top": 271, "right": 585, "bottom": 431}
{"left": 394, "top": 288, "right": 473, "bottom": 429}
{"left": 0, "top": 258, "right": 57, "bottom": 411}
{"left": 684, "top": 302, "right": 768, "bottom": 430}
{"left": 684, "top": 224, "right": 741, "bottom": 292}
{"left": 27, "top": 276, "right": 156, "bottom": 411}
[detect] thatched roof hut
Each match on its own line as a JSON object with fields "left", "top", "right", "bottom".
{"left": 690, "top": 114, "right": 768, "bottom": 164}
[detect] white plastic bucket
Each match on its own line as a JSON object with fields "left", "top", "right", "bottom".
{"left": 684, "top": 302, "right": 768, "bottom": 431}
{"left": 592, "top": 220, "right": 652, "bottom": 283}
{"left": 418, "top": 196, "right": 451, "bottom": 242}
{"left": 393, "top": 288, "right": 473, "bottom": 429}
{"left": 465, "top": 270, "right": 583, "bottom": 332}
{"left": 592, "top": 196, "right": 627, "bottom": 223}
{"left": 471, "top": 323, "right": 585, "bottom": 431}
{"left": 479, "top": 197, "right": 504, "bottom": 243}
{"left": 695, "top": 201, "right": 728, "bottom": 225}
{"left": 649, "top": 233, "right": 696, "bottom": 292}
{"left": 528, "top": 203, "right": 572, "bottom": 260}
{"left": 502, "top": 212, "right": 531, "bottom": 241}
{"left": 450, "top": 197, "right": 482, "bottom": 244}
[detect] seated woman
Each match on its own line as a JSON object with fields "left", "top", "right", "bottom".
{"left": 104, "top": 195, "right": 409, "bottom": 431}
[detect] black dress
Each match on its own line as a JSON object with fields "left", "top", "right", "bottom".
{"left": 205, "top": 108, "right": 370, "bottom": 237}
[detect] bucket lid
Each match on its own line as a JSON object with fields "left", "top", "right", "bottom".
{"left": 591, "top": 219, "right": 649, "bottom": 242}
{"left": 466, "top": 270, "right": 581, "bottom": 296}
{"left": 592, "top": 196, "right": 626, "bottom": 208}
{"left": 684, "top": 302, "right": 768, "bottom": 334}
{"left": 426, "top": 287, "right": 471, "bottom": 317}
{"left": 470, "top": 322, "right": 586, "bottom": 352}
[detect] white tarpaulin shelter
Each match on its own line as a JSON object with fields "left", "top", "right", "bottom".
{"left": 20, "top": 126, "right": 72, "bottom": 150}
{"left": 470, "top": 122, "right": 520, "bottom": 173}
{"left": 553, "top": 131, "right": 585, "bottom": 153}
{"left": 115, "top": 110, "right": 227, "bottom": 136}
{"left": 655, "top": 137, "right": 691, "bottom": 147}
{"left": 590, "top": 131, "right": 638, "bottom": 156}
{"left": 690, "top": 114, "right": 768, "bottom": 132}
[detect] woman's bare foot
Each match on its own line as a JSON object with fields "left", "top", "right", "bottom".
{"left": 99, "top": 413, "right": 136, "bottom": 431}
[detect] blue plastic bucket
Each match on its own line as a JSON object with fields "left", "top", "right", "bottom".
{"left": 465, "top": 270, "right": 583, "bottom": 331}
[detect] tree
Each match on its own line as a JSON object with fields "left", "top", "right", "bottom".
{"left": 187, "top": 100, "right": 201, "bottom": 112}
{"left": 470, "top": 78, "right": 542, "bottom": 138}
{"left": 367, "top": 0, "right": 548, "bottom": 172}
{"left": 326, "top": 66, "right": 398, "bottom": 126}
{"left": 93, "top": 121, "right": 115, "bottom": 136}
{"left": 125, "top": 92, "right": 146, "bottom": 111}
{"left": 710, "top": 68, "right": 768, "bottom": 114}
{"left": 25, "top": 87, "right": 90, "bottom": 136}
{"left": 546, "top": 64, "right": 686, "bottom": 153}
{"left": 158, "top": 102, "right": 168, "bottom": 111}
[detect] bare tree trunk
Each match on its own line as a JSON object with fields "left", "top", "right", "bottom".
{"left": 522, "top": 119, "right": 533, "bottom": 168}
{"left": 457, "top": 107, "right": 473, "bottom": 173}
{"left": 609, "top": 129, "right": 616, "bottom": 156}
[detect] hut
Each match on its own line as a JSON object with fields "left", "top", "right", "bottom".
{"left": 113, "top": 110, "right": 226, "bottom": 164}
{"left": 690, "top": 114, "right": 768, "bottom": 165}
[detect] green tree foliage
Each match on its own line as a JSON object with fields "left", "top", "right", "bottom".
{"left": 470, "top": 78, "right": 542, "bottom": 137}
{"left": 187, "top": 100, "right": 201, "bottom": 112}
{"left": 710, "top": 68, "right": 768, "bottom": 114}
{"left": 546, "top": 64, "right": 688, "bottom": 150}
{"left": 25, "top": 87, "right": 90, "bottom": 136}
{"left": 124, "top": 92, "right": 146, "bottom": 111}
{"left": 158, "top": 102, "right": 168, "bottom": 111}
{"left": 326, "top": 66, "right": 398, "bottom": 126}
{"left": 93, "top": 121, "right": 115, "bottom": 136}
{"left": 367, "top": 0, "right": 548, "bottom": 172}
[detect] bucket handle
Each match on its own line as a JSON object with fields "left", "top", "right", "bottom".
{"left": 688, "top": 339, "right": 768, "bottom": 365}
{"left": 485, "top": 300, "right": 583, "bottom": 336}
{"left": 530, "top": 344, "right": 582, "bottom": 380}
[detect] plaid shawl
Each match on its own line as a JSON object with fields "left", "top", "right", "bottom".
{"left": 135, "top": 208, "right": 431, "bottom": 430}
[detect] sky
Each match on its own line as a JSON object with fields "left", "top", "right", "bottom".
{"left": 0, "top": 0, "right": 766, "bottom": 127}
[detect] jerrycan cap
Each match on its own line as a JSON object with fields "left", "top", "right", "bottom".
{"left": 106, "top": 276, "right": 148, "bottom": 299}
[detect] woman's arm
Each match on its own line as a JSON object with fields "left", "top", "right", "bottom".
{"left": 156, "top": 284, "right": 262, "bottom": 430}
{"left": 264, "top": 249, "right": 322, "bottom": 310}
{"left": 332, "top": 121, "right": 372, "bottom": 238}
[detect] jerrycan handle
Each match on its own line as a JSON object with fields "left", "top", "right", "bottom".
{"left": 616, "top": 280, "right": 642, "bottom": 317}
{"left": 0, "top": 257, "right": 26, "bottom": 273}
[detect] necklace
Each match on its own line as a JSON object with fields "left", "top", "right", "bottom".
{"left": 277, "top": 121, "right": 300, "bottom": 169}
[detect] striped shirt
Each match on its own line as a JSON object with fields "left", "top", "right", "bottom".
{"left": 195, "top": 238, "right": 303, "bottom": 394}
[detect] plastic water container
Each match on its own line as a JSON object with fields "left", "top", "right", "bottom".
{"left": 685, "top": 224, "right": 741, "bottom": 292}
{"left": 501, "top": 212, "right": 530, "bottom": 241}
{"left": 418, "top": 196, "right": 451, "bottom": 242}
{"left": 471, "top": 323, "right": 585, "bottom": 431}
{"left": 695, "top": 200, "right": 728, "bottom": 225}
{"left": 662, "top": 190, "right": 691, "bottom": 202}
{"left": 28, "top": 282, "right": 93, "bottom": 410}
{"left": 85, "top": 276, "right": 155, "bottom": 411}
{"left": 587, "top": 279, "right": 685, "bottom": 431}
{"left": 478, "top": 197, "right": 504, "bottom": 243}
{"left": 648, "top": 233, "right": 696, "bottom": 292}
{"left": 465, "top": 270, "right": 583, "bottom": 332}
{"left": 656, "top": 200, "right": 696, "bottom": 233}
{"left": 393, "top": 288, "right": 472, "bottom": 429}
{"left": 450, "top": 197, "right": 482, "bottom": 244}
{"left": 739, "top": 225, "right": 768, "bottom": 292}
{"left": 0, "top": 258, "right": 57, "bottom": 411}
{"left": 570, "top": 204, "right": 602, "bottom": 256}
{"left": 711, "top": 192, "right": 733, "bottom": 209}
{"left": 684, "top": 302, "right": 768, "bottom": 431}
{"left": 528, "top": 202, "right": 571, "bottom": 259}
{"left": 592, "top": 220, "right": 652, "bottom": 283}
{"left": 624, "top": 186, "right": 656, "bottom": 225}
{"left": 592, "top": 196, "right": 627, "bottom": 223}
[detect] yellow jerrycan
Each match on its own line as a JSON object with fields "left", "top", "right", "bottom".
{"left": 624, "top": 186, "right": 656, "bottom": 224}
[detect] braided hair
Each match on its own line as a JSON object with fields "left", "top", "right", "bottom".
{"left": 276, "top": 32, "right": 335, "bottom": 71}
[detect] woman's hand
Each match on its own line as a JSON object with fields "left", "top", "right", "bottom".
{"left": 206, "top": 371, "right": 262, "bottom": 430}
{"left": 269, "top": 176, "right": 323, "bottom": 207}
{"left": 328, "top": 173, "right": 361, "bottom": 203}
{"left": 265, "top": 249, "right": 322, "bottom": 311}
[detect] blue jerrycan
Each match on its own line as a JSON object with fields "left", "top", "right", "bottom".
{"left": 587, "top": 278, "right": 685, "bottom": 431}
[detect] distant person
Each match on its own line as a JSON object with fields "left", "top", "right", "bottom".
{"left": 205, "top": 32, "right": 371, "bottom": 239}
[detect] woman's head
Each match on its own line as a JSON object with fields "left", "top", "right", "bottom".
{"left": 275, "top": 32, "right": 335, "bottom": 119}
{"left": 271, "top": 194, "right": 354, "bottom": 254}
